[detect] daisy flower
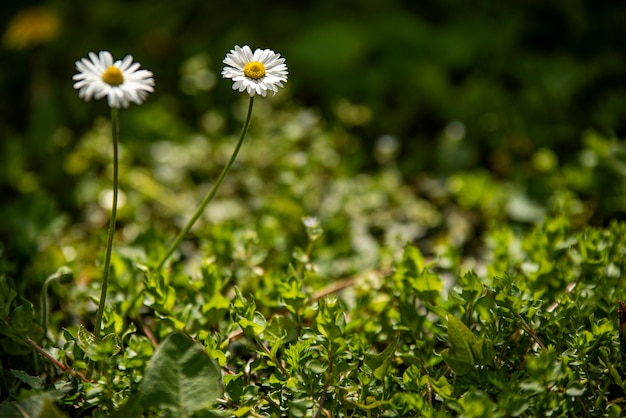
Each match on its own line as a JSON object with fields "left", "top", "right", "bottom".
{"left": 73, "top": 51, "right": 155, "bottom": 108}
{"left": 221, "top": 45, "right": 288, "bottom": 97}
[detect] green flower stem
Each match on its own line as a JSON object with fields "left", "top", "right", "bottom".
{"left": 40, "top": 266, "right": 72, "bottom": 340}
{"left": 41, "top": 273, "right": 57, "bottom": 340}
{"left": 156, "top": 96, "right": 255, "bottom": 270}
{"left": 94, "top": 107, "right": 120, "bottom": 340}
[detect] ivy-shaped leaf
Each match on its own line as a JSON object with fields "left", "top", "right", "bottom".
{"left": 442, "top": 315, "right": 493, "bottom": 376}
{"left": 76, "top": 324, "right": 96, "bottom": 353}
{"left": 76, "top": 324, "right": 121, "bottom": 362}
{"left": 264, "top": 314, "right": 297, "bottom": 344}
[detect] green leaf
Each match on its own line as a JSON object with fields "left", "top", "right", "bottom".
{"left": 138, "top": 332, "right": 223, "bottom": 416}
{"left": 0, "top": 276, "right": 18, "bottom": 320}
{"left": 264, "top": 314, "right": 297, "bottom": 344}
{"left": 402, "top": 245, "right": 425, "bottom": 276}
{"left": 10, "top": 301, "right": 34, "bottom": 334}
{"left": 224, "top": 373, "right": 245, "bottom": 404}
{"left": 446, "top": 315, "right": 476, "bottom": 355}
{"left": 459, "top": 270, "right": 483, "bottom": 302}
{"left": 315, "top": 296, "right": 346, "bottom": 342}
{"left": 76, "top": 323, "right": 95, "bottom": 352}
{"left": 238, "top": 312, "right": 267, "bottom": 338}
{"left": 442, "top": 315, "right": 493, "bottom": 375}
{"left": 76, "top": 324, "right": 121, "bottom": 361}
{"left": 441, "top": 347, "right": 473, "bottom": 376}
{"left": 279, "top": 271, "right": 307, "bottom": 315}
{"left": 365, "top": 334, "right": 400, "bottom": 380}
{"left": 457, "top": 389, "right": 497, "bottom": 417}
{"left": 412, "top": 271, "right": 443, "bottom": 295}
{"left": 425, "top": 375, "right": 454, "bottom": 400}
{"left": 200, "top": 265, "right": 230, "bottom": 323}
{"left": 10, "top": 369, "right": 42, "bottom": 390}
{"left": 399, "top": 246, "right": 442, "bottom": 300}
{"left": 0, "top": 393, "right": 67, "bottom": 418}
{"left": 142, "top": 272, "right": 177, "bottom": 315}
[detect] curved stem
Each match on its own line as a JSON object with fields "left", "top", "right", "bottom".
{"left": 40, "top": 266, "right": 72, "bottom": 340}
{"left": 94, "top": 107, "right": 119, "bottom": 340}
{"left": 156, "top": 96, "right": 255, "bottom": 270}
{"left": 40, "top": 274, "right": 54, "bottom": 340}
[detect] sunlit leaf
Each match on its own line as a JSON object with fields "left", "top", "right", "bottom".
{"left": 138, "top": 332, "right": 223, "bottom": 416}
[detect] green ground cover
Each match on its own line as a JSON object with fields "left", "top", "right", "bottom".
{"left": 2, "top": 2, "right": 626, "bottom": 417}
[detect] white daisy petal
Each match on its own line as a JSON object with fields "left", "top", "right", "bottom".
{"left": 99, "top": 51, "right": 113, "bottom": 68}
{"left": 221, "top": 45, "right": 288, "bottom": 97}
{"left": 73, "top": 50, "right": 155, "bottom": 108}
{"left": 126, "top": 62, "right": 141, "bottom": 73}
{"left": 119, "top": 55, "right": 134, "bottom": 71}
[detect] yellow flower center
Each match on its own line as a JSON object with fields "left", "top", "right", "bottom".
{"left": 102, "top": 66, "right": 124, "bottom": 86}
{"left": 243, "top": 61, "right": 265, "bottom": 79}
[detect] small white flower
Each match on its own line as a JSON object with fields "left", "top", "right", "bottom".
{"left": 302, "top": 216, "right": 319, "bottom": 229}
{"left": 221, "top": 45, "right": 288, "bottom": 97}
{"left": 73, "top": 51, "right": 155, "bottom": 108}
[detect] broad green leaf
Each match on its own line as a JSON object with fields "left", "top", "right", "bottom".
{"left": 138, "top": 332, "right": 223, "bottom": 416}
{"left": 0, "top": 393, "right": 67, "bottom": 418}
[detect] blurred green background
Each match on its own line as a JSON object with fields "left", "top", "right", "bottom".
{"left": 2, "top": 0, "right": 626, "bottom": 278}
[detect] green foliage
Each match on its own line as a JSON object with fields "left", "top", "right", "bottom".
{"left": 128, "top": 333, "right": 222, "bottom": 417}
{"left": 3, "top": 100, "right": 626, "bottom": 416}
{"left": 442, "top": 315, "right": 493, "bottom": 376}
{"left": 0, "top": 392, "right": 67, "bottom": 418}
{"left": 2, "top": 4, "right": 626, "bottom": 414}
